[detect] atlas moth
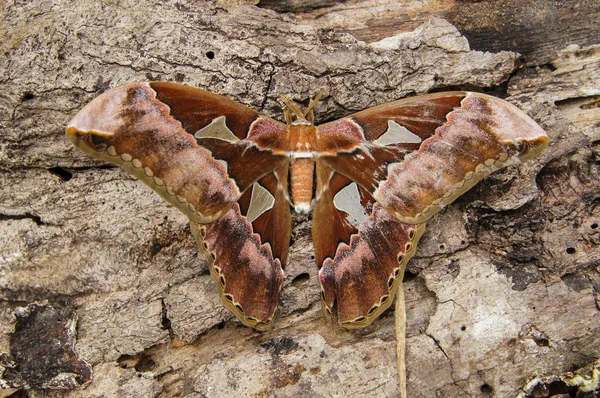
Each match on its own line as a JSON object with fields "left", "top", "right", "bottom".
{"left": 66, "top": 82, "right": 548, "bottom": 330}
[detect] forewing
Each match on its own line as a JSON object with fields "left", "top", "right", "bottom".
{"left": 317, "top": 92, "right": 548, "bottom": 224}
{"left": 66, "top": 82, "right": 289, "bottom": 223}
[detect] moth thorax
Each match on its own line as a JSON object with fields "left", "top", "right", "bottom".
{"left": 291, "top": 157, "right": 314, "bottom": 213}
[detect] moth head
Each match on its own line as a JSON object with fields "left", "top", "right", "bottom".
{"left": 278, "top": 89, "right": 326, "bottom": 125}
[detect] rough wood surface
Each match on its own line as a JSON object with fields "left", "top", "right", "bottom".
{"left": 1, "top": 0, "right": 599, "bottom": 397}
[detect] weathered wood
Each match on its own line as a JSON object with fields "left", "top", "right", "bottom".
{"left": 272, "top": 0, "right": 600, "bottom": 67}
{"left": 0, "top": 0, "right": 598, "bottom": 396}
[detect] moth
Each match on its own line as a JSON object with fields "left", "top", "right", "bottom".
{"left": 66, "top": 82, "right": 548, "bottom": 330}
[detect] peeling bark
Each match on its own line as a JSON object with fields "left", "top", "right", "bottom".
{"left": 1, "top": 0, "right": 598, "bottom": 397}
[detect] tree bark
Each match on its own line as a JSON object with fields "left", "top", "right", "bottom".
{"left": 1, "top": 0, "right": 598, "bottom": 396}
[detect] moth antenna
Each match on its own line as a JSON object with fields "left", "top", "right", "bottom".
{"left": 307, "top": 96, "right": 315, "bottom": 124}
{"left": 279, "top": 94, "right": 304, "bottom": 120}
{"left": 278, "top": 97, "right": 293, "bottom": 125}
{"left": 303, "top": 89, "right": 326, "bottom": 121}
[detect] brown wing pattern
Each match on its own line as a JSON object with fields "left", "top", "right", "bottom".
{"left": 67, "top": 83, "right": 548, "bottom": 330}
{"left": 315, "top": 91, "right": 548, "bottom": 328}
{"left": 66, "top": 82, "right": 290, "bottom": 329}
{"left": 312, "top": 160, "right": 426, "bottom": 327}
{"left": 312, "top": 164, "right": 359, "bottom": 268}
{"left": 191, "top": 162, "right": 290, "bottom": 329}
{"left": 317, "top": 92, "right": 548, "bottom": 224}
{"left": 318, "top": 204, "right": 425, "bottom": 328}
{"left": 313, "top": 161, "right": 425, "bottom": 328}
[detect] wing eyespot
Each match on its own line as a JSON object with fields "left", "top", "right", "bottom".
{"left": 85, "top": 134, "right": 109, "bottom": 150}
{"left": 518, "top": 140, "right": 530, "bottom": 156}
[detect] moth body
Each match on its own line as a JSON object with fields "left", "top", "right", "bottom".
{"left": 290, "top": 157, "right": 314, "bottom": 213}
{"left": 288, "top": 123, "right": 318, "bottom": 213}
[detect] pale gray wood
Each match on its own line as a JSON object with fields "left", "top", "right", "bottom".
{"left": 1, "top": 0, "right": 598, "bottom": 396}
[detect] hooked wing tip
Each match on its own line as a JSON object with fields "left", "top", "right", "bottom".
{"left": 65, "top": 124, "right": 115, "bottom": 153}
{"left": 65, "top": 82, "right": 152, "bottom": 144}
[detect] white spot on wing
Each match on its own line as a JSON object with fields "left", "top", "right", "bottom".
{"left": 246, "top": 182, "right": 276, "bottom": 223}
{"left": 217, "top": 159, "right": 228, "bottom": 171}
{"left": 195, "top": 116, "right": 240, "bottom": 143}
{"left": 373, "top": 120, "right": 422, "bottom": 146}
{"left": 333, "top": 182, "right": 368, "bottom": 227}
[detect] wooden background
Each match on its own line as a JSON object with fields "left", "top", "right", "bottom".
{"left": 1, "top": 0, "right": 599, "bottom": 396}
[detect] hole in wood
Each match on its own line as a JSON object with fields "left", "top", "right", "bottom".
{"left": 291, "top": 272, "right": 310, "bottom": 287}
{"left": 480, "top": 383, "right": 493, "bottom": 394}
{"left": 48, "top": 166, "right": 73, "bottom": 181}
{"left": 117, "top": 353, "right": 155, "bottom": 372}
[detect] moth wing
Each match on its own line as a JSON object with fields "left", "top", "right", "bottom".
{"left": 66, "top": 82, "right": 289, "bottom": 223}
{"left": 67, "top": 82, "right": 292, "bottom": 328}
{"left": 316, "top": 92, "right": 548, "bottom": 224}
{"left": 314, "top": 92, "right": 548, "bottom": 327}
{"left": 312, "top": 164, "right": 425, "bottom": 327}
{"left": 191, "top": 164, "right": 290, "bottom": 329}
